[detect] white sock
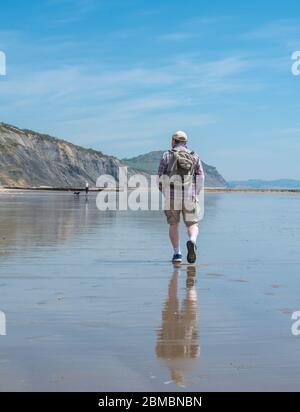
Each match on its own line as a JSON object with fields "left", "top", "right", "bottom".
{"left": 174, "top": 246, "right": 181, "bottom": 255}
{"left": 189, "top": 235, "right": 197, "bottom": 244}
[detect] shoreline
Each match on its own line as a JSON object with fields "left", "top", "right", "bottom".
{"left": 1, "top": 186, "right": 300, "bottom": 194}
{"left": 1, "top": 186, "right": 114, "bottom": 192}
{"left": 204, "top": 187, "right": 300, "bottom": 193}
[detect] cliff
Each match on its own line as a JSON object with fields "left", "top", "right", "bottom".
{"left": 122, "top": 150, "right": 228, "bottom": 188}
{"left": 0, "top": 123, "right": 125, "bottom": 187}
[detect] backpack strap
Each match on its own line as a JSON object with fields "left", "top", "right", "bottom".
{"left": 167, "top": 149, "right": 179, "bottom": 174}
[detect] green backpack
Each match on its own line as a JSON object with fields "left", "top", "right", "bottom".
{"left": 167, "top": 149, "right": 196, "bottom": 187}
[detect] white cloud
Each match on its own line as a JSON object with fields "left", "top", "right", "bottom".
{"left": 244, "top": 19, "right": 300, "bottom": 50}
{"left": 0, "top": 49, "right": 266, "bottom": 157}
{"left": 159, "top": 32, "right": 197, "bottom": 41}
{"left": 45, "top": 0, "right": 101, "bottom": 25}
{"left": 0, "top": 23, "right": 285, "bottom": 162}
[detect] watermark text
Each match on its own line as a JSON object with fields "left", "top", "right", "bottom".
{"left": 95, "top": 167, "right": 205, "bottom": 222}
{"left": 0, "top": 51, "right": 6, "bottom": 76}
{"left": 291, "top": 311, "right": 300, "bottom": 336}
{"left": 0, "top": 311, "right": 6, "bottom": 336}
{"left": 291, "top": 51, "right": 300, "bottom": 76}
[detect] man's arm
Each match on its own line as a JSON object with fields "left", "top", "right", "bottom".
{"left": 157, "top": 152, "right": 168, "bottom": 192}
{"left": 157, "top": 152, "right": 168, "bottom": 177}
{"left": 194, "top": 156, "right": 205, "bottom": 195}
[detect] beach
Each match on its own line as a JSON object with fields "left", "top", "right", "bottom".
{"left": 0, "top": 190, "right": 299, "bottom": 391}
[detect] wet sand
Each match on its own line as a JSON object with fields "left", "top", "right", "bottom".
{"left": 0, "top": 191, "right": 300, "bottom": 391}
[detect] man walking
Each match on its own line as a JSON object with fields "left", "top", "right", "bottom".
{"left": 158, "top": 131, "right": 204, "bottom": 264}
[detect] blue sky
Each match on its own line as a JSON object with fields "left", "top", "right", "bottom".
{"left": 0, "top": 0, "right": 300, "bottom": 179}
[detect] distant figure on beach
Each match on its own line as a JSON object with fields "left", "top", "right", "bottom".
{"left": 158, "top": 131, "right": 204, "bottom": 264}
{"left": 85, "top": 182, "right": 89, "bottom": 200}
{"left": 156, "top": 265, "right": 199, "bottom": 387}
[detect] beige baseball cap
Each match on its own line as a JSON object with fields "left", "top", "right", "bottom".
{"left": 172, "top": 130, "right": 188, "bottom": 142}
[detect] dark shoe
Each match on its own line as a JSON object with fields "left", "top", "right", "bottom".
{"left": 172, "top": 253, "right": 182, "bottom": 263}
{"left": 186, "top": 241, "right": 197, "bottom": 263}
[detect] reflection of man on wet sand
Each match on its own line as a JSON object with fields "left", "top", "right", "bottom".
{"left": 156, "top": 266, "right": 199, "bottom": 387}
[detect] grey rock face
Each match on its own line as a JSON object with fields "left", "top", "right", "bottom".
{"left": 0, "top": 123, "right": 127, "bottom": 187}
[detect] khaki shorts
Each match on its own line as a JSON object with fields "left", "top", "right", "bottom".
{"left": 164, "top": 197, "right": 200, "bottom": 226}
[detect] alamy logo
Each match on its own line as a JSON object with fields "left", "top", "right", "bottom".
{"left": 291, "top": 51, "right": 300, "bottom": 76}
{"left": 0, "top": 311, "right": 6, "bottom": 335}
{"left": 0, "top": 51, "right": 6, "bottom": 76}
{"left": 291, "top": 311, "right": 300, "bottom": 336}
{"left": 95, "top": 167, "right": 205, "bottom": 222}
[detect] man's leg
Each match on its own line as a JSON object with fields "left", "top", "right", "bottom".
{"left": 183, "top": 200, "right": 200, "bottom": 263}
{"left": 169, "top": 223, "right": 181, "bottom": 254}
{"left": 164, "top": 200, "right": 181, "bottom": 261}
{"left": 186, "top": 225, "right": 198, "bottom": 263}
{"left": 187, "top": 223, "right": 198, "bottom": 244}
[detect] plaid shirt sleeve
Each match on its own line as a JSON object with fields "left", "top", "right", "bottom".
{"left": 157, "top": 151, "right": 170, "bottom": 193}
{"left": 157, "top": 151, "right": 169, "bottom": 177}
{"left": 194, "top": 155, "right": 205, "bottom": 194}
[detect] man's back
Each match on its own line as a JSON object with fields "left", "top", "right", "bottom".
{"left": 158, "top": 142, "right": 204, "bottom": 198}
